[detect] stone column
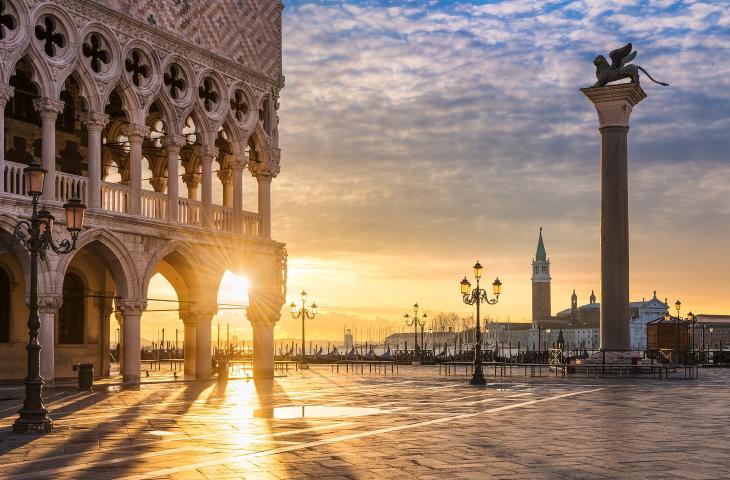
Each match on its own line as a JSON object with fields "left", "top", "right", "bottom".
{"left": 81, "top": 112, "right": 109, "bottom": 209}
{"left": 196, "top": 145, "right": 218, "bottom": 228}
{"left": 38, "top": 295, "right": 62, "bottom": 382}
{"left": 193, "top": 305, "right": 216, "bottom": 379}
{"left": 182, "top": 312, "right": 196, "bottom": 377}
{"left": 231, "top": 157, "right": 245, "bottom": 234}
{"left": 251, "top": 318, "right": 276, "bottom": 378}
{"left": 182, "top": 173, "right": 200, "bottom": 200}
{"left": 119, "top": 300, "right": 146, "bottom": 385}
{"left": 218, "top": 168, "right": 233, "bottom": 208}
{"left": 256, "top": 173, "right": 272, "bottom": 239}
{"left": 123, "top": 124, "right": 150, "bottom": 215}
{"left": 0, "top": 85, "right": 14, "bottom": 191}
{"left": 247, "top": 251, "right": 285, "bottom": 378}
{"left": 163, "top": 135, "right": 185, "bottom": 222}
{"left": 582, "top": 83, "right": 646, "bottom": 351}
{"left": 33, "top": 98, "right": 65, "bottom": 201}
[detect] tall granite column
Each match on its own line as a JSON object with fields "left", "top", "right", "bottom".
{"left": 581, "top": 83, "right": 646, "bottom": 350}
{"left": 0, "top": 85, "right": 14, "bottom": 191}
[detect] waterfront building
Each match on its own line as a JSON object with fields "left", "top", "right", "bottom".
{"left": 0, "top": 0, "right": 286, "bottom": 381}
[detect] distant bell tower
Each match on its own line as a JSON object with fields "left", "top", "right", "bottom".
{"left": 571, "top": 289, "right": 578, "bottom": 322}
{"left": 590, "top": 290, "right": 596, "bottom": 304}
{"left": 531, "top": 228, "right": 551, "bottom": 325}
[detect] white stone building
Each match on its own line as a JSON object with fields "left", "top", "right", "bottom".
{"left": 0, "top": 0, "right": 287, "bottom": 383}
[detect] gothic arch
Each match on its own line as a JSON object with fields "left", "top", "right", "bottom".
{"left": 0, "top": 0, "right": 32, "bottom": 85}
{"left": 54, "top": 228, "right": 139, "bottom": 300}
{"left": 0, "top": 214, "right": 54, "bottom": 296}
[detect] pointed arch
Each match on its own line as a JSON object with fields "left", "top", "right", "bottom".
{"left": 54, "top": 228, "right": 139, "bottom": 300}
{"left": 0, "top": 213, "right": 54, "bottom": 295}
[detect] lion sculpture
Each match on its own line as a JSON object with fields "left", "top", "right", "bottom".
{"left": 591, "top": 43, "right": 669, "bottom": 88}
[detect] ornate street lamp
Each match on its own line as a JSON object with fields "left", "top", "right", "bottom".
{"left": 290, "top": 290, "right": 317, "bottom": 369}
{"left": 460, "top": 261, "right": 501, "bottom": 385}
{"left": 11, "top": 161, "right": 86, "bottom": 433}
{"left": 404, "top": 303, "right": 427, "bottom": 363}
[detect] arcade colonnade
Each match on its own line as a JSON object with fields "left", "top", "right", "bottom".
{"left": 0, "top": 0, "right": 287, "bottom": 383}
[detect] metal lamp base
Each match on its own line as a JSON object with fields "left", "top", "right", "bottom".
{"left": 13, "top": 414, "right": 53, "bottom": 434}
{"left": 469, "top": 375, "right": 487, "bottom": 385}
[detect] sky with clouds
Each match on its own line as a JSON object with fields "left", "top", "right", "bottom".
{"left": 141, "top": 0, "right": 730, "bottom": 344}
{"left": 253, "top": 0, "right": 730, "bottom": 341}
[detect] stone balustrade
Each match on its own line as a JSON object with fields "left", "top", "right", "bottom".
{"left": 2, "top": 161, "right": 260, "bottom": 236}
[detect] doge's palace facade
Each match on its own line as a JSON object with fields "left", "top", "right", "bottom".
{"left": 0, "top": 0, "right": 287, "bottom": 383}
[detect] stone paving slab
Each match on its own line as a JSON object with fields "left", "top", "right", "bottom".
{"left": 0, "top": 366, "right": 728, "bottom": 479}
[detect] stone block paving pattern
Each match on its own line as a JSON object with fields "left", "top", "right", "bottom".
{"left": 0, "top": 366, "right": 729, "bottom": 479}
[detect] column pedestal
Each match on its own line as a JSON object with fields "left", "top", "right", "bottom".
{"left": 582, "top": 83, "right": 646, "bottom": 351}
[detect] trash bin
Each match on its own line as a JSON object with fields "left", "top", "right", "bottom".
{"left": 217, "top": 360, "right": 229, "bottom": 381}
{"left": 75, "top": 363, "right": 94, "bottom": 391}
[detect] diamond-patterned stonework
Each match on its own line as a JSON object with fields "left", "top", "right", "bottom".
{"left": 93, "top": 0, "right": 283, "bottom": 81}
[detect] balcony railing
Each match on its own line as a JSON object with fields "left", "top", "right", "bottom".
{"left": 141, "top": 190, "right": 167, "bottom": 220}
{"left": 101, "top": 181, "right": 129, "bottom": 213}
{"left": 2, "top": 161, "right": 27, "bottom": 197}
{"left": 55, "top": 171, "right": 87, "bottom": 204}
{"left": 178, "top": 197, "right": 200, "bottom": 226}
{"left": 2, "top": 161, "right": 261, "bottom": 236}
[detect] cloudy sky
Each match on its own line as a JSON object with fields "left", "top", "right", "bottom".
{"left": 140, "top": 1, "right": 730, "bottom": 344}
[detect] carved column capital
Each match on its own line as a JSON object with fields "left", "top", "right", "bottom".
{"left": 180, "top": 304, "right": 217, "bottom": 324}
{"left": 581, "top": 83, "right": 646, "bottom": 129}
{"left": 0, "top": 84, "right": 14, "bottom": 106}
{"left": 230, "top": 155, "right": 247, "bottom": 171}
{"left": 33, "top": 97, "right": 65, "bottom": 119}
{"left": 122, "top": 124, "right": 150, "bottom": 143}
{"left": 182, "top": 172, "right": 200, "bottom": 188}
{"left": 117, "top": 300, "right": 147, "bottom": 317}
{"left": 162, "top": 134, "right": 186, "bottom": 153}
{"left": 81, "top": 112, "right": 110, "bottom": 132}
{"left": 149, "top": 176, "right": 168, "bottom": 192}
{"left": 217, "top": 168, "right": 233, "bottom": 185}
{"left": 37, "top": 295, "right": 63, "bottom": 314}
{"left": 194, "top": 145, "right": 218, "bottom": 164}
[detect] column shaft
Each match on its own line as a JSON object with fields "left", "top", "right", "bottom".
{"left": 184, "top": 322, "right": 196, "bottom": 376}
{"left": 196, "top": 145, "right": 217, "bottom": 228}
{"left": 0, "top": 85, "right": 14, "bottom": 192}
{"left": 125, "top": 125, "right": 149, "bottom": 215}
{"left": 82, "top": 113, "right": 109, "bottom": 209}
{"left": 164, "top": 135, "right": 185, "bottom": 222}
{"left": 33, "top": 98, "right": 64, "bottom": 201}
{"left": 119, "top": 301, "right": 146, "bottom": 385}
{"left": 600, "top": 126, "right": 630, "bottom": 350}
{"left": 195, "top": 316, "right": 212, "bottom": 379}
{"left": 252, "top": 323, "right": 275, "bottom": 378}
{"left": 232, "top": 163, "right": 244, "bottom": 234}
{"left": 257, "top": 176, "right": 272, "bottom": 238}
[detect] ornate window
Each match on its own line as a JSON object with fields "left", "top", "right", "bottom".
{"left": 230, "top": 90, "right": 248, "bottom": 122}
{"left": 0, "top": 267, "right": 10, "bottom": 343}
{"left": 125, "top": 49, "right": 150, "bottom": 87}
{"left": 0, "top": 1, "right": 17, "bottom": 41}
{"left": 82, "top": 33, "right": 110, "bottom": 74}
{"left": 164, "top": 64, "right": 186, "bottom": 100}
{"left": 34, "top": 16, "right": 66, "bottom": 58}
{"left": 59, "top": 272, "right": 84, "bottom": 344}
{"left": 198, "top": 77, "right": 219, "bottom": 112}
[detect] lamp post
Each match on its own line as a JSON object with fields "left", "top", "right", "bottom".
{"left": 290, "top": 290, "right": 317, "bottom": 369}
{"left": 11, "top": 161, "right": 85, "bottom": 433}
{"left": 460, "top": 261, "right": 502, "bottom": 385}
{"left": 404, "top": 303, "right": 427, "bottom": 363}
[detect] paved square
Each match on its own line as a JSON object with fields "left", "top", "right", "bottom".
{"left": 0, "top": 367, "right": 728, "bottom": 479}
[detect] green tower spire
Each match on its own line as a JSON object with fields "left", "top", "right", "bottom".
{"left": 535, "top": 227, "right": 547, "bottom": 261}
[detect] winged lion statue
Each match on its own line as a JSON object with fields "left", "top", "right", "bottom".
{"left": 591, "top": 43, "right": 669, "bottom": 88}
